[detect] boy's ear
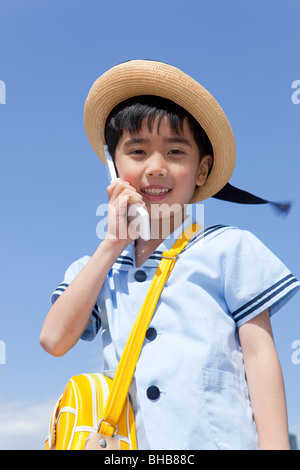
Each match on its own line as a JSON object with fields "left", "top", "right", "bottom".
{"left": 196, "top": 155, "right": 213, "bottom": 187}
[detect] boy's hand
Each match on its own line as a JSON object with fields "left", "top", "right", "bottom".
{"left": 106, "top": 179, "right": 146, "bottom": 246}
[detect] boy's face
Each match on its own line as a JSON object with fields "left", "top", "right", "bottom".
{"left": 114, "top": 115, "right": 212, "bottom": 221}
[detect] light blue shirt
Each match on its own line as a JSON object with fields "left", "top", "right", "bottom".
{"left": 51, "top": 215, "right": 300, "bottom": 450}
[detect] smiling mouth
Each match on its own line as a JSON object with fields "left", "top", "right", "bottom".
{"left": 142, "top": 188, "right": 171, "bottom": 195}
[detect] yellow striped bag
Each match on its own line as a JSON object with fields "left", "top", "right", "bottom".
{"left": 45, "top": 373, "right": 136, "bottom": 450}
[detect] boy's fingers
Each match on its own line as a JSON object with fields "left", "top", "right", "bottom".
{"left": 107, "top": 180, "right": 144, "bottom": 206}
{"left": 107, "top": 179, "right": 134, "bottom": 196}
{"left": 128, "top": 194, "right": 146, "bottom": 205}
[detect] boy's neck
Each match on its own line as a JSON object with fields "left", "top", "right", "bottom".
{"left": 134, "top": 209, "right": 187, "bottom": 268}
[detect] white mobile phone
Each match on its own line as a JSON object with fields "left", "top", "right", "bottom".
{"left": 104, "top": 145, "right": 150, "bottom": 241}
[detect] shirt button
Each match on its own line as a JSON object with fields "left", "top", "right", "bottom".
{"left": 146, "top": 327, "right": 157, "bottom": 341}
{"left": 134, "top": 270, "right": 147, "bottom": 282}
{"left": 146, "top": 386, "right": 160, "bottom": 400}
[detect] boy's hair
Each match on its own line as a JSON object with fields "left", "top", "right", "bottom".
{"left": 104, "top": 95, "right": 214, "bottom": 163}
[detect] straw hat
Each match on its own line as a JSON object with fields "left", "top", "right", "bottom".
{"left": 84, "top": 60, "right": 236, "bottom": 204}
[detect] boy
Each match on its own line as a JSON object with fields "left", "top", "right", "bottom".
{"left": 40, "top": 60, "right": 299, "bottom": 450}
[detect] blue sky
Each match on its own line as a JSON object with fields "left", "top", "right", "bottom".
{"left": 0, "top": 0, "right": 299, "bottom": 449}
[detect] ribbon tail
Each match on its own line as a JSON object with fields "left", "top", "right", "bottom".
{"left": 269, "top": 201, "right": 294, "bottom": 217}
{"left": 212, "top": 183, "right": 293, "bottom": 217}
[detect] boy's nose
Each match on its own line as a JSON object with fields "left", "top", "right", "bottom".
{"left": 145, "top": 153, "right": 168, "bottom": 177}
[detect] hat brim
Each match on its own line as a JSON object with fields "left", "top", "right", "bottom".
{"left": 84, "top": 60, "right": 236, "bottom": 203}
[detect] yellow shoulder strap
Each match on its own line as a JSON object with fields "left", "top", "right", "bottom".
{"left": 99, "top": 223, "right": 202, "bottom": 436}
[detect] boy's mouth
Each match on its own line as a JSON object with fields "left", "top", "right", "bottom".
{"left": 141, "top": 185, "right": 171, "bottom": 201}
{"left": 142, "top": 188, "right": 170, "bottom": 195}
{"left": 142, "top": 184, "right": 171, "bottom": 194}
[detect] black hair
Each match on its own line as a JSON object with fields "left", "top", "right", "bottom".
{"left": 104, "top": 95, "right": 214, "bottom": 164}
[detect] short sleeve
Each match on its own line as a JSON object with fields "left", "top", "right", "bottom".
{"left": 224, "top": 229, "right": 300, "bottom": 328}
{"left": 50, "top": 256, "right": 101, "bottom": 341}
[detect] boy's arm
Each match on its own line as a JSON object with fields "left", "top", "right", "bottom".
{"left": 238, "top": 309, "right": 290, "bottom": 450}
{"left": 40, "top": 238, "right": 125, "bottom": 357}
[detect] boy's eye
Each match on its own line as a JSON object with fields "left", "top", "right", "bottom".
{"left": 169, "top": 148, "right": 184, "bottom": 155}
{"left": 130, "top": 149, "right": 146, "bottom": 155}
